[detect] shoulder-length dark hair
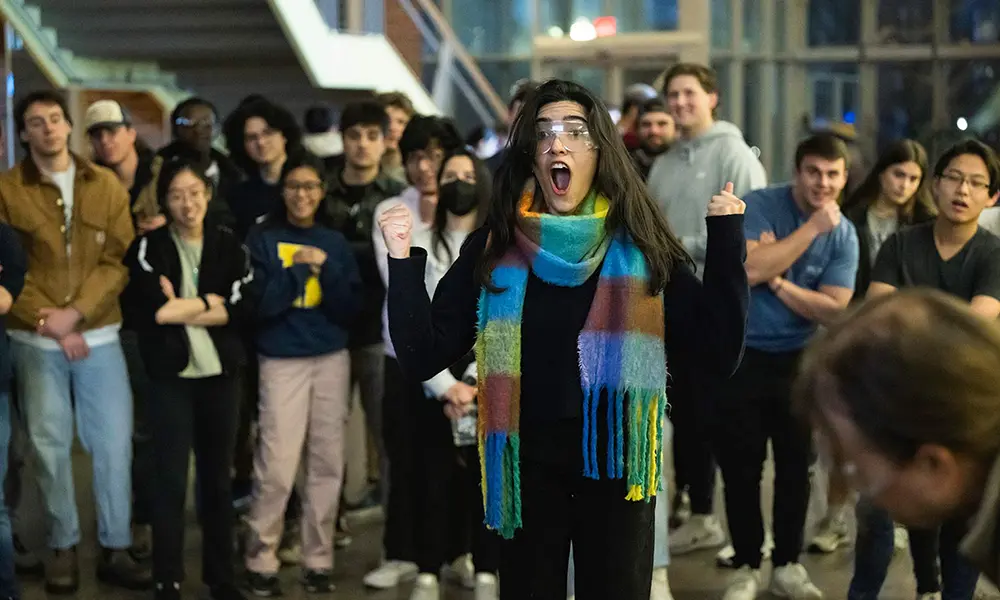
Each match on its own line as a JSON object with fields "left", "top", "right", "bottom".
{"left": 431, "top": 147, "right": 491, "bottom": 264}
{"left": 477, "top": 79, "right": 691, "bottom": 292}
{"left": 841, "top": 139, "right": 936, "bottom": 225}
{"left": 156, "top": 156, "right": 214, "bottom": 223}
{"left": 222, "top": 98, "right": 305, "bottom": 177}
{"left": 260, "top": 155, "right": 336, "bottom": 229}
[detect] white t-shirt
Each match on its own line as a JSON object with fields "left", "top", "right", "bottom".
{"left": 42, "top": 161, "right": 76, "bottom": 236}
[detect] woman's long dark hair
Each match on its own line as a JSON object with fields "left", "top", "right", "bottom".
{"left": 261, "top": 155, "right": 336, "bottom": 229}
{"left": 841, "top": 139, "right": 936, "bottom": 225}
{"left": 432, "top": 148, "right": 490, "bottom": 264}
{"left": 476, "top": 79, "right": 691, "bottom": 293}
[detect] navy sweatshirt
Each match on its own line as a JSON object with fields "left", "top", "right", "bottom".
{"left": 0, "top": 222, "right": 25, "bottom": 388}
{"left": 247, "top": 220, "right": 363, "bottom": 358}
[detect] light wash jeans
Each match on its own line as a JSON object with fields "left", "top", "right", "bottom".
{"left": 568, "top": 419, "right": 671, "bottom": 597}
{"left": 12, "top": 338, "right": 133, "bottom": 550}
{"left": 0, "top": 391, "right": 19, "bottom": 599}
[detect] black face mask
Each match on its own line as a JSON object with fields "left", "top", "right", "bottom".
{"left": 439, "top": 180, "right": 479, "bottom": 216}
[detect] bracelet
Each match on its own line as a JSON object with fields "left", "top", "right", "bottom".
{"left": 199, "top": 295, "right": 211, "bottom": 311}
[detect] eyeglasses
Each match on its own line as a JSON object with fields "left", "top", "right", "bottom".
{"left": 167, "top": 188, "right": 207, "bottom": 204}
{"left": 814, "top": 429, "right": 896, "bottom": 499}
{"left": 940, "top": 171, "right": 990, "bottom": 193}
{"left": 536, "top": 121, "right": 596, "bottom": 154}
{"left": 175, "top": 116, "right": 217, "bottom": 130}
{"left": 246, "top": 128, "right": 281, "bottom": 145}
{"left": 284, "top": 182, "right": 324, "bottom": 194}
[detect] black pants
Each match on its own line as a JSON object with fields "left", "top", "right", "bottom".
{"left": 149, "top": 375, "right": 239, "bottom": 586}
{"left": 383, "top": 356, "right": 418, "bottom": 562}
{"left": 121, "top": 330, "right": 154, "bottom": 526}
{"left": 457, "top": 446, "right": 500, "bottom": 574}
{"left": 715, "top": 348, "right": 811, "bottom": 569}
{"left": 500, "top": 422, "right": 655, "bottom": 600}
{"left": 669, "top": 371, "right": 716, "bottom": 515}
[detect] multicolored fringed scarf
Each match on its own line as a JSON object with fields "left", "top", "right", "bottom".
{"left": 475, "top": 186, "right": 667, "bottom": 539}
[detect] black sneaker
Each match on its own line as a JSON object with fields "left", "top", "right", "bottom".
{"left": 246, "top": 571, "right": 281, "bottom": 597}
{"left": 301, "top": 569, "right": 335, "bottom": 593}
{"left": 208, "top": 583, "right": 248, "bottom": 600}
{"left": 12, "top": 534, "right": 43, "bottom": 577}
{"left": 154, "top": 581, "right": 181, "bottom": 600}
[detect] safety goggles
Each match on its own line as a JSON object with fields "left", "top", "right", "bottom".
{"left": 536, "top": 120, "right": 596, "bottom": 154}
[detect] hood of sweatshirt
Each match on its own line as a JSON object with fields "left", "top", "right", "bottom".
{"left": 646, "top": 120, "right": 767, "bottom": 274}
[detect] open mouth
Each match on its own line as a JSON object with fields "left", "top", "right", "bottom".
{"left": 550, "top": 162, "right": 571, "bottom": 195}
{"left": 952, "top": 199, "right": 970, "bottom": 210}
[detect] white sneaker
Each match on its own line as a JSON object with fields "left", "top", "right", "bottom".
{"left": 441, "top": 553, "right": 475, "bottom": 589}
{"left": 474, "top": 573, "right": 499, "bottom": 600}
{"left": 363, "top": 560, "right": 419, "bottom": 589}
{"left": 917, "top": 594, "right": 942, "bottom": 600}
{"left": 894, "top": 525, "right": 909, "bottom": 552}
{"left": 769, "top": 563, "right": 823, "bottom": 600}
{"left": 722, "top": 566, "right": 761, "bottom": 600}
{"left": 808, "top": 515, "right": 850, "bottom": 554}
{"left": 669, "top": 515, "right": 726, "bottom": 554}
{"left": 409, "top": 573, "right": 441, "bottom": 600}
{"left": 670, "top": 491, "right": 692, "bottom": 528}
{"left": 716, "top": 531, "right": 774, "bottom": 568}
{"left": 650, "top": 566, "right": 674, "bottom": 600}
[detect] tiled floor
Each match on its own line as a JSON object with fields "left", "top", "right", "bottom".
{"left": 14, "top": 449, "right": 999, "bottom": 600}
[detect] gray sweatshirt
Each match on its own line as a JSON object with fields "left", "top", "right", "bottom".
{"left": 647, "top": 121, "right": 767, "bottom": 276}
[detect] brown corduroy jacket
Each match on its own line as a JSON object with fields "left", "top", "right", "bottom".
{"left": 0, "top": 154, "right": 134, "bottom": 332}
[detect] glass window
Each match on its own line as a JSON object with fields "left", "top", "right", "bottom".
{"left": 452, "top": 0, "right": 532, "bottom": 56}
{"left": 429, "top": 60, "right": 530, "bottom": 133}
{"left": 807, "top": 63, "right": 859, "bottom": 124}
{"left": 711, "top": 60, "right": 731, "bottom": 120}
{"left": 808, "top": 0, "right": 860, "bottom": 46}
{"left": 614, "top": 0, "right": 678, "bottom": 33}
{"left": 552, "top": 66, "right": 607, "bottom": 101}
{"left": 947, "top": 60, "right": 1000, "bottom": 149}
{"left": 771, "top": 65, "right": 788, "bottom": 178}
{"left": 877, "top": 0, "right": 934, "bottom": 44}
{"left": 950, "top": 0, "right": 1000, "bottom": 44}
{"left": 539, "top": 0, "right": 602, "bottom": 35}
{"left": 743, "top": 63, "right": 763, "bottom": 148}
{"left": 742, "top": 0, "right": 763, "bottom": 52}
{"left": 876, "top": 62, "right": 933, "bottom": 151}
{"left": 711, "top": 0, "right": 731, "bottom": 49}
{"left": 775, "top": 0, "right": 787, "bottom": 52}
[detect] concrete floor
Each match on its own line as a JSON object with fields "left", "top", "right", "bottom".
{"left": 14, "top": 448, "right": 1000, "bottom": 600}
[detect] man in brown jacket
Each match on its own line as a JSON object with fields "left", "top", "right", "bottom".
{"left": 0, "top": 90, "right": 149, "bottom": 594}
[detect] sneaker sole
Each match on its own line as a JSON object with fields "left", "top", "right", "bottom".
{"left": 670, "top": 537, "right": 727, "bottom": 555}
{"left": 97, "top": 570, "right": 153, "bottom": 591}
{"left": 45, "top": 580, "right": 80, "bottom": 595}
{"left": 807, "top": 537, "right": 849, "bottom": 554}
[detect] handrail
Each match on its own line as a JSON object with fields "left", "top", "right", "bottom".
{"left": 400, "top": 0, "right": 507, "bottom": 124}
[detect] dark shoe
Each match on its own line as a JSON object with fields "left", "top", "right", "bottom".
{"left": 208, "top": 583, "right": 247, "bottom": 600}
{"left": 246, "top": 571, "right": 281, "bottom": 597}
{"left": 96, "top": 547, "right": 152, "bottom": 590}
{"left": 44, "top": 547, "right": 79, "bottom": 595}
{"left": 153, "top": 581, "right": 181, "bottom": 600}
{"left": 131, "top": 524, "right": 153, "bottom": 562}
{"left": 301, "top": 569, "right": 335, "bottom": 593}
{"left": 12, "top": 534, "right": 43, "bottom": 577}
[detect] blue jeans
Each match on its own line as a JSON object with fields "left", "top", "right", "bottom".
{"left": 849, "top": 499, "right": 979, "bottom": 600}
{"left": 12, "top": 339, "right": 133, "bottom": 550}
{"left": 0, "top": 391, "right": 19, "bottom": 598}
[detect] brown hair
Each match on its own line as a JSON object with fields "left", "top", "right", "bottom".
{"left": 794, "top": 133, "right": 852, "bottom": 172}
{"left": 794, "top": 289, "right": 1000, "bottom": 466}
{"left": 841, "top": 139, "right": 936, "bottom": 225}
{"left": 376, "top": 92, "right": 415, "bottom": 117}
{"left": 661, "top": 63, "right": 718, "bottom": 119}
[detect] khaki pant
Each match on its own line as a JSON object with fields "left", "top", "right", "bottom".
{"left": 245, "top": 350, "right": 350, "bottom": 573}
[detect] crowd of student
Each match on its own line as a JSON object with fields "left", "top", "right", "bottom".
{"left": 0, "top": 58, "right": 997, "bottom": 600}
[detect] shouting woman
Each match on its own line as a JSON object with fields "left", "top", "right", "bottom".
{"left": 377, "top": 79, "right": 749, "bottom": 599}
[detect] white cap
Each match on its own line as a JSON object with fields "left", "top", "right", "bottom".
{"left": 84, "top": 100, "right": 130, "bottom": 132}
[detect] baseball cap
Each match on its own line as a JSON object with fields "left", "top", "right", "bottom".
{"left": 84, "top": 100, "right": 131, "bottom": 132}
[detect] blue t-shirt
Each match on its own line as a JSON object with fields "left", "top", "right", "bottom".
{"left": 744, "top": 185, "right": 860, "bottom": 352}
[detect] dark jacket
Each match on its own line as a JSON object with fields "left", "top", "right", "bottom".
{"left": 961, "top": 451, "right": 1000, "bottom": 587}
{"left": 326, "top": 167, "right": 407, "bottom": 348}
{"left": 246, "top": 220, "right": 363, "bottom": 358}
{"left": 0, "top": 223, "right": 25, "bottom": 388}
{"left": 121, "top": 223, "right": 252, "bottom": 379}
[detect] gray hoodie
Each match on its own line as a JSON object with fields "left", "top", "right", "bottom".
{"left": 647, "top": 121, "right": 767, "bottom": 276}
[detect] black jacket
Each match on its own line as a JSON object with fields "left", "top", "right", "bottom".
{"left": 387, "top": 215, "right": 748, "bottom": 423}
{"left": 121, "top": 223, "right": 252, "bottom": 379}
{"left": 0, "top": 223, "right": 25, "bottom": 388}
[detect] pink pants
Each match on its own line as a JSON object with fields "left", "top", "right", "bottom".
{"left": 245, "top": 350, "right": 351, "bottom": 573}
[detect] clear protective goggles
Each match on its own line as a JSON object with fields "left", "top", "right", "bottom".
{"left": 536, "top": 120, "right": 596, "bottom": 154}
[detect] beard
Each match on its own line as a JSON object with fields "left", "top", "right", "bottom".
{"left": 640, "top": 140, "right": 669, "bottom": 156}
